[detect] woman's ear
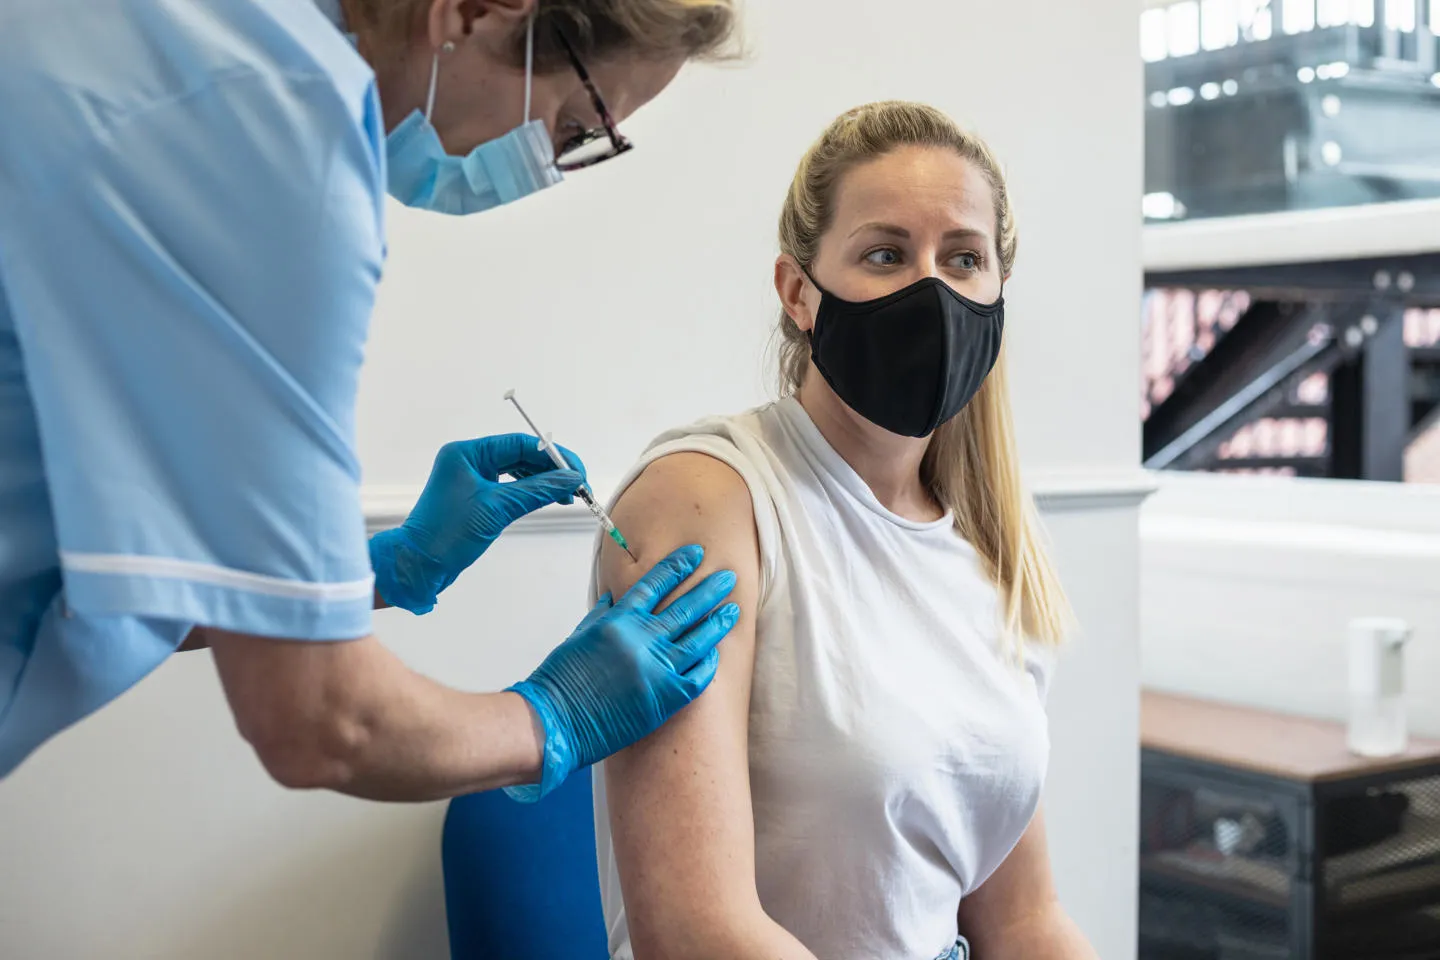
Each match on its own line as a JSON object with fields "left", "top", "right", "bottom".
{"left": 426, "top": 0, "right": 535, "bottom": 50}
{"left": 774, "top": 255, "right": 818, "bottom": 334}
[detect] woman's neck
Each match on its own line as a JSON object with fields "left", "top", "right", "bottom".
{"left": 796, "top": 375, "right": 943, "bottom": 523}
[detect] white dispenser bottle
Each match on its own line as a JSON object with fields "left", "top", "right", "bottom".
{"left": 1347, "top": 617, "right": 1411, "bottom": 758}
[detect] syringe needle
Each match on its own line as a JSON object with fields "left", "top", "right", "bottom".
{"left": 614, "top": 530, "right": 639, "bottom": 563}
{"left": 504, "top": 389, "right": 639, "bottom": 563}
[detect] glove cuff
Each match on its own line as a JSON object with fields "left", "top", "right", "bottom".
{"left": 503, "top": 681, "right": 575, "bottom": 804}
{"left": 368, "top": 529, "right": 444, "bottom": 615}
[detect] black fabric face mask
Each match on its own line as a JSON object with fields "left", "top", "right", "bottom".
{"left": 806, "top": 273, "right": 1005, "bottom": 438}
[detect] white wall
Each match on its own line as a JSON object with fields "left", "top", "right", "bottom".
{"left": 1036, "top": 498, "right": 1146, "bottom": 957}
{"left": 0, "top": 1, "right": 1145, "bottom": 958}
{"left": 1142, "top": 473, "right": 1440, "bottom": 736}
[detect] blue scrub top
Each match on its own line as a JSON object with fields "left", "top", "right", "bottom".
{"left": 0, "top": 0, "right": 387, "bottom": 776}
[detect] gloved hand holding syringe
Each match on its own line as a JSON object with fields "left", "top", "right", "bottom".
{"left": 504, "top": 390, "right": 639, "bottom": 563}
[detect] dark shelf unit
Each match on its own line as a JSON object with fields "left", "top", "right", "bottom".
{"left": 1140, "top": 692, "right": 1440, "bottom": 960}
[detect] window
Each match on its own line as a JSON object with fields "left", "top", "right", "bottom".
{"left": 1142, "top": 0, "right": 1440, "bottom": 223}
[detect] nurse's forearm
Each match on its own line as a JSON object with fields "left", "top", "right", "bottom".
{"left": 204, "top": 628, "right": 544, "bottom": 801}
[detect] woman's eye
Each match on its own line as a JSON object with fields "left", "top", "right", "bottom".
{"left": 863, "top": 248, "right": 901, "bottom": 267}
{"left": 949, "top": 252, "right": 981, "bottom": 271}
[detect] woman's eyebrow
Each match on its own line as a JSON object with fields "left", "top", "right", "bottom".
{"left": 848, "top": 221, "right": 910, "bottom": 239}
{"left": 847, "top": 221, "right": 992, "bottom": 244}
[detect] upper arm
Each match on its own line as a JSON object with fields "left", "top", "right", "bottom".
{"left": 957, "top": 809, "right": 1061, "bottom": 947}
{"left": 599, "top": 452, "right": 768, "bottom": 956}
{"left": 0, "top": 73, "right": 385, "bottom": 640}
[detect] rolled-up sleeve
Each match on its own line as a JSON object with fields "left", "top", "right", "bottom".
{"left": 2, "top": 69, "right": 387, "bottom": 640}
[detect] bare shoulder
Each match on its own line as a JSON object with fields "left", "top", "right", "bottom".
{"left": 616, "top": 452, "right": 754, "bottom": 530}
{"left": 601, "top": 451, "right": 760, "bottom": 600}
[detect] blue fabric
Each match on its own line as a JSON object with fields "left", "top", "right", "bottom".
{"left": 0, "top": 0, "right": 385, "bottom": 776}
{"left": 442, "top": 774, "right": 608, "bottom": 960}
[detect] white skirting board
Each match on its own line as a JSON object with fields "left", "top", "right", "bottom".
{"left": 361, "top": 466, "right": 1157, "bottom": 535}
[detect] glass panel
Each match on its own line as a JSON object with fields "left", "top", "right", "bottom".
{"left": 1318, "top": 0, "right": 1353, "bottom": 27}
{"left": 1170, "top": 1, "right": 1203, "bottom": 56}
{"left": 1203, "top": 0, "right": 1242, "bottom": 50}
{"left": 1143, "top": 0, "right": 1440, "bottom": 222}
{"left": 1144, "top": 7, "right": 1172, "bottom": 62}
{"left": 1386, "top": 0, "right": 1419, "bottom": 30}
{"left": 1241, "top": 0, "right": 1275, "bottom": 40}
{"left": 1284, "top": 0, "right": 1318, "bottom": 33}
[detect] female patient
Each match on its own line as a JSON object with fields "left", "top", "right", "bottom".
{"left": 591, "top": 101, "right": 1098, "bottom": 960}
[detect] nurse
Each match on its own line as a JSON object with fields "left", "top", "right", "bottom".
{"left": 0, "top": 0, "right": 740, "bottom": 802}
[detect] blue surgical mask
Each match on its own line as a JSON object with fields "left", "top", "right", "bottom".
{"left": 385, "top": 15, "right": 563, "bottom": 215}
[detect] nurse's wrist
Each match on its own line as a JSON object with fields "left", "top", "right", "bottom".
{"left": 501, "top": 682, "right": 573, "bottom": 803}
{"left": 368, "top": 529, "right": 444, "bottom": 614}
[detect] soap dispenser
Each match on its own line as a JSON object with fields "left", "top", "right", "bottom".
{"left": 1347, "top": 617, "right": 1411, "bottom": 758}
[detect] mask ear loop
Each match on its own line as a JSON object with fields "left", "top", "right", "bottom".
{"left": 523, "top": 11, "right": 535, "bottom": 123}
{"left": 799, "top": 264, "right": 826, "bottom": 298}
{"left": 424, "top": 53, "right": 440, "bottom": 121}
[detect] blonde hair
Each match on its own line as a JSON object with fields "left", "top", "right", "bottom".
{"left": 776, "top": 101, "right": 1072, "bottom": 650}
{"left": 353, "top": 0, "right": 741, "bottom": 71}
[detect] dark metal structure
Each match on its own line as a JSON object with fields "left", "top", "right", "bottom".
{"left": 1143, "top": 254, "right": 1440, "bottom": 479}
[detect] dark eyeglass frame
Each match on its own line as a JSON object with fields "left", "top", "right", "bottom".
{"left": 552, "top": 29, "right": 634, "bottom": 171}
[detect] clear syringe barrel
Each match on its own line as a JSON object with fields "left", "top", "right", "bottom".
{"left": 535, "top": 433, "right": 598, "bottom": 503}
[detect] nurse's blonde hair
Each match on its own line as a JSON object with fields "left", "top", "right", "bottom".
{"left": 357, "top": 0, "right": 740, "bottom": 71}
{"left": 776, "top": 101, "right": 1072, "bottom": 651}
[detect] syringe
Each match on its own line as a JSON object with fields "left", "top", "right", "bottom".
{"left": 503, "top": 390, "right": 639, "bottom": 563}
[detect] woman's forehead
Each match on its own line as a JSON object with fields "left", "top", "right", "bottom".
{"left": 831, "top": 147, "right": 996, "bottom": 235}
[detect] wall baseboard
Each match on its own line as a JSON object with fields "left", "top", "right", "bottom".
{"left": 362, "top": 467, "right": 1153, "bottom": 535}
{"left": 1029, "top": 467, "right": 1157, "bottom": 514}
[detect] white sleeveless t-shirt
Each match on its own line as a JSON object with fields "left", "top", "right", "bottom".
{"left": 591, "top": 397, "right": 1054, "bottom": 960}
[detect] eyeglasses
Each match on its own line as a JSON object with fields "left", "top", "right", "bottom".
{"left": 552, "top": 29, "right": 634, "bottom": 171}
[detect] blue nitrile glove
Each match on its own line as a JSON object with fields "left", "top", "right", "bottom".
{"left": 370, "top": 434, "right": 586, "bottom": 614}
{"left": 505, "top": 545, "right": 740, "bottom": 802}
